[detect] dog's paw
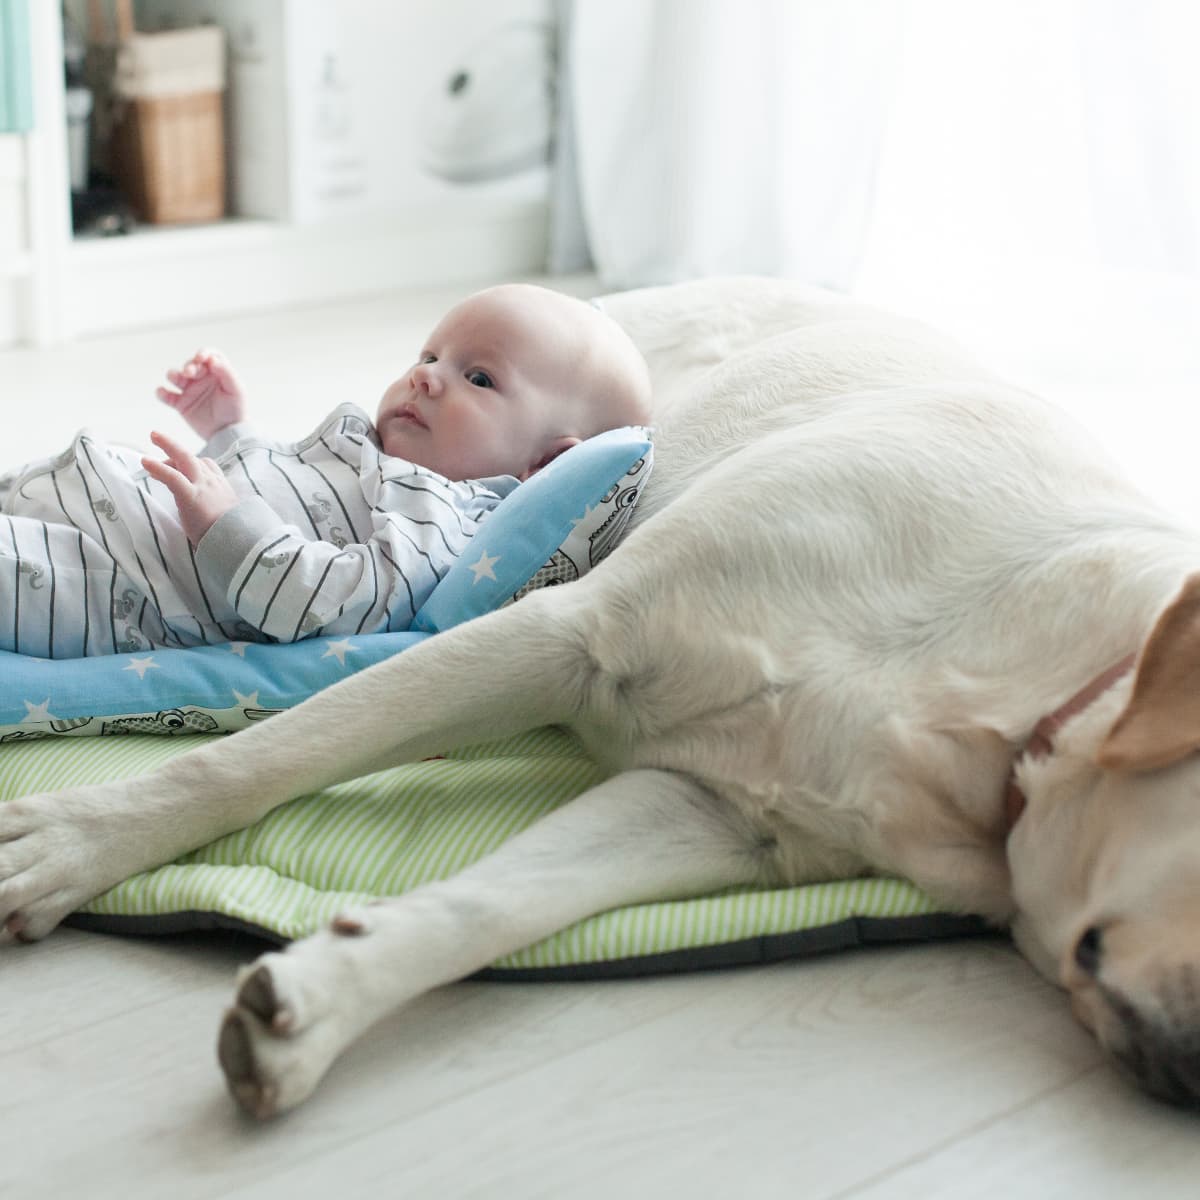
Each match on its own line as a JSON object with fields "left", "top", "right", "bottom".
{"left": 0, "top": 793, "right": 120, "bottom": 944}
{"left": 218, "top": 920, "right": 379, "bottom": 1118}
{"left": 218, "top": 1001, "right": 342, "bottom": 1121}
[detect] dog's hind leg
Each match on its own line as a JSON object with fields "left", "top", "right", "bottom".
{"left": 0, "top": 589, "right": 597, "bottom": 944}
{"left": 218, "top": 768, "right": 766, "bottom": 1119}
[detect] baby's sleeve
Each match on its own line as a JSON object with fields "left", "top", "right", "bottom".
{"left": 194, "top": 485, "right": 494, "bottom": 641}
{"left": 198, "top": 421, "right": 261, "bottom": 460}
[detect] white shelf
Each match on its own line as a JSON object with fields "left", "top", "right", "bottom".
{"left": 8, "top": 2, "right": 553, "bottom": 347}
{"left": 59, "top": 199, "right": 548, "bottom": 338}
{"left": 69, "top": 216, "right": 279, "bottom": 260}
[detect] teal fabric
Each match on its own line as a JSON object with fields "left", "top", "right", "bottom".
{"left": 412, "top": 424, "right": 652, "bottom": 634}
{"left": 0, "top": 0, "right": 33, "bottom": 134}
{"left": 0, "top": 633, "right": 428, "bottom": 740}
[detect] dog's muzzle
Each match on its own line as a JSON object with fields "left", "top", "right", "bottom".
{"left": 1098, "top": 979, "right": 1200, "bottom": 1108}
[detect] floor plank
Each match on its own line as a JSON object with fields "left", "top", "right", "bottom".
{"left": 6, "top": 934, "right": 1153, "bottom": 1200}
{"left": 842, "top": 1067, "right": 1200, "bottom": 1200}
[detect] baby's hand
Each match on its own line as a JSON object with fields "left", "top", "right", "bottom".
{"left": 157, "top": 348, "right": 246, "bottom": 440}
{"left": 142, "top": 430, "right": 240, "bottom": 546}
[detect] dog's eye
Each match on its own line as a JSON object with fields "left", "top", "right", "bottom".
{"left": 1075, "top": 925, "right": 1104, "bottom": 975}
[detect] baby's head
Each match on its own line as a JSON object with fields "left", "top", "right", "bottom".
{"left": 376, "top": 283, "right": 651, "bottom": 481}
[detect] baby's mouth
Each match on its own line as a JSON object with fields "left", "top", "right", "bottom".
{"left": 394, "top": 405, "right": 428, "bottom": 430}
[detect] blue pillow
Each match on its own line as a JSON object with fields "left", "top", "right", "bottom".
{"left": 413, "top": 424, "right": 652, "bottom": 633}
{"left": 0, "top": 426, "right": 652, "bottom": 741}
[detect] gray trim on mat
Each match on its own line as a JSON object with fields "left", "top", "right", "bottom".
{"left": 65, "top": 910, "right": 993, "bottom": 980}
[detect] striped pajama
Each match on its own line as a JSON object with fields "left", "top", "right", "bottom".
{"left": 0, "top": 404, "right": 513, "bottom": 658}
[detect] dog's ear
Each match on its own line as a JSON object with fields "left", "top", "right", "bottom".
{"left": 1098, "top": 573, "right": 1200, "bottom": 772}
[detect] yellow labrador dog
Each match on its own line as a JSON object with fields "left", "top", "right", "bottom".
{"left": 3, "top": 278, "right": 1200, "bottom": 1118}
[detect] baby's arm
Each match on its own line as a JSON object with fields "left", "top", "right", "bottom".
{"left": 157, "top": 348, "right": 246, "bottom": 440}
{"left": 192, "top": 483, "right": 489, "bottom": 641}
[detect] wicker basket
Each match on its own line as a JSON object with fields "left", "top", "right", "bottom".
{"left": 110, "top": 18, "right": 227, "bottom": 225}
{"left": 115, "top": 90, "right": 225, "bottom": 224}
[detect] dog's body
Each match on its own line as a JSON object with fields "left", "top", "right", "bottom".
{"left": 5, "top": 278, "right": 1200, "bottom": 1116}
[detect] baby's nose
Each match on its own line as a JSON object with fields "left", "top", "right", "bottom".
{"left": 411, "top": 364, "right": 441, "bottom": 396}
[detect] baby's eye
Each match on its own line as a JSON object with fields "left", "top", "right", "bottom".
{"left": 419, "top": 353, "right": 437, "bottom": 364}
{"left": 467, "top": 370, "right": 494, "bottom": 389}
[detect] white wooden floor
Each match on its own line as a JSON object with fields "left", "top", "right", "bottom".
{"left": 3, "top": 276, "right": 1200, "bottom": 1198}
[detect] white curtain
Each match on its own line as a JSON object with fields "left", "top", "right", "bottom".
{"left": 555, "top": 0, "right": 901, "bottom": 289}
{"left": 555, "top": 0, "right": 1200, "bottom": 320}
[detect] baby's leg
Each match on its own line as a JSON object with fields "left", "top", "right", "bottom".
{"left": 0, "top": 515, "right": 157, "bottom": 657}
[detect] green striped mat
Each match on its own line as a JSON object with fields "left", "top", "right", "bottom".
{"left": 0, "top": 729, "right": 984, "bottom": 975}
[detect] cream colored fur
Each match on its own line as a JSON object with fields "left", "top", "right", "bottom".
{"left": 4, "top": 277, "right": 1200, "bottom": 1116}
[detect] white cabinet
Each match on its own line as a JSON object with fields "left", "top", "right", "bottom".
{"left": 4, "top": 0, "right": 553, "bottom": 348}
{"left": 0, "top": 136, "right": 28, "bottom": 258}
{"left": 0, "top": 134, "right": 30, "bottom": 341}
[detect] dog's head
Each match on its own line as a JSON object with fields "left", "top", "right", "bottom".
{"left": 1009, "top": 574, "right": 1200, "bottom": 1107}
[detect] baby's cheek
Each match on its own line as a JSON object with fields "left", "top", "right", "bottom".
{"left": 377, "top": 380, "right": 405, "bottom": 414}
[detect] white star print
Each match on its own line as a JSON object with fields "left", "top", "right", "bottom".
{"left": 322, "top": 639, "right": 355, "bottom": 665}
{"left": 124, "top": 656, "right": 160, "bottom": 679}
{"left": 232, "top": 689, "right": 260, "bottom": 707}
{"left": 20, "top": 699, "right": 55, "bottom": 723}
{"left": 469, "top": 551, "right": 501, "bottom": 584}
{"left": 228, "top": 642, "right": 250, "bottom": 657}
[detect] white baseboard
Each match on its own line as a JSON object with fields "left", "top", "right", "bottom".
{"left": 55, "top": 201, "right": 549, "bottom": 340}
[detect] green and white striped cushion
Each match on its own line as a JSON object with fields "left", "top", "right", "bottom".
{"left": 0, "top": 732, "right": 983, "bottom": 975}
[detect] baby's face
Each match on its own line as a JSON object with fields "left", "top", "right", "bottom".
{"left": 376, "top": 290, "right": 581, "bottom": 481}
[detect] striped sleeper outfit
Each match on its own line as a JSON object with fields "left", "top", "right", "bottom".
{"left": 0, "top": 403, "right": 516, "bottom": 658}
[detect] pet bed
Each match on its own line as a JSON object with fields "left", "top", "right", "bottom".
{"left": 0, "top": 729, "right": 984, "bottom": 977}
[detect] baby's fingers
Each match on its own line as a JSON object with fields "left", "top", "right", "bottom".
{"left": 141, "top": 454, "right": 190, "bottom": 496}
{"left": 148, "top": 430, "right": 202, "bottom": 479}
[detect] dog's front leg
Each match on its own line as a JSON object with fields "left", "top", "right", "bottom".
{"left": 0, "top": 592, "right": 587, "bottom": 944}
{"left": 217, "top": 768, "right": 764, "bottom": 1119}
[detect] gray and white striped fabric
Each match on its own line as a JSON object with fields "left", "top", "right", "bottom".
{"left": 0, "top": 730, "right": 984, "bottom": 976}
{"left": 0, "top": 405, "right": 511, "bottom": 657}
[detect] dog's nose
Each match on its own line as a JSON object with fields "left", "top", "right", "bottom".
{"left": 1103, "top": 976, "right": 1200, "bottom": 1109}
{"left": 1112, "top": 1018, "right": 1200, "bottom": 1108}
{"left": 1074, "top": 925, "right": 1104, "bottom": 975}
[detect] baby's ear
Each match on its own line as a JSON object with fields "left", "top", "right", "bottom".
{"left": 518, "top": 436, "right": 581, "bottom": 481}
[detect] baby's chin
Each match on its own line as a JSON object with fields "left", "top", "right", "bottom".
{"left": 378, "top": 419, "right": 429, "bottom": 461}
{"left": 377, "top": 419, "right": 511, "bottom": 480}
{"left": 378, "top": 427, "right": 462, "bottom": 478}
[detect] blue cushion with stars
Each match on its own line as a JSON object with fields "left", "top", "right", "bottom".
{"left": 0, "top": 426, "right": 652, "bottom": 742}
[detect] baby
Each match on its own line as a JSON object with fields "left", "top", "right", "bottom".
{"left": 0, "top": 284, "right": 651, "bottom": 659}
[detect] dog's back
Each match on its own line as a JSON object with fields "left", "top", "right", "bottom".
{"left": 569, "top": 279, "right": 1200, "bottom": 914}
